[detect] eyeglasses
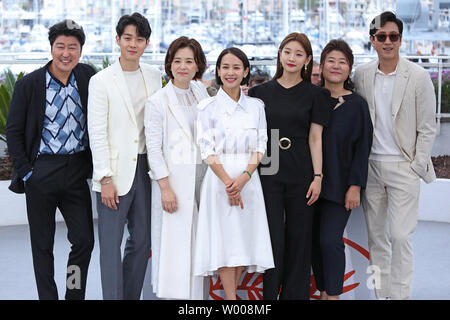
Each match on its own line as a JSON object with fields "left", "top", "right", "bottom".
{"left": 374, "top": 32, "right": 401, "bottom": 43}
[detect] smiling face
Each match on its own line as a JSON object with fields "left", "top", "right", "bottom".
{"left": 370, "top": 21, "right": 402, "bottom": 63}
{"left": 171, "top": 47, "right": 198, "bottom": 88}
{"left": 279, "top": 40, "right": 311, "bottom": 77}
{"left": 321, "top": 50, "right": 351, "bottom": 87}
{"left": 217, "top": 53, "right": 249, "bottom": 91}
{"left": 116, "top": 24, "right": 149, "bottom": 63}
{"left": 50, "top": 35, "right": 81, "bottom": 76}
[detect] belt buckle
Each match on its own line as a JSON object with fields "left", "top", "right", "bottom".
{"left": 279, "top": 137, "right": 291, "bottom": 150}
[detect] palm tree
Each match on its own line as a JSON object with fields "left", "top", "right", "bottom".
{"left": 0, "top": 69, "right": 24, "bottom": 180}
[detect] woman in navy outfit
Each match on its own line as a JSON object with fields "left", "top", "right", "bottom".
{"left": 311, "top": 39, "right": 373, "bottom": 300}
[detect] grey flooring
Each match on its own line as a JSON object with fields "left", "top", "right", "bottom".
{"left": 0, "top": 219, "right": 449, "bottom": 300}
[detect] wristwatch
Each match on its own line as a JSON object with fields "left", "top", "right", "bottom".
{"left": 313, "top": 173, "right": 323, "bottom": 179}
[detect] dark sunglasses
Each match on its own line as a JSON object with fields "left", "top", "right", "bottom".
{"left": 374, "top": 32, "right": 401, "bottom": 43}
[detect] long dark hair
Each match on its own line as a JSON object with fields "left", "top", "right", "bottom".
{"left": 273, "top": 32, "right": 313, "bottom": 82}
{"left": 319, "top": 39, "right": 354, "bottom": 90}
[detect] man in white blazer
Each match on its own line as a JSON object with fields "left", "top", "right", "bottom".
{"left": 354, "top": 11, "right": 436, "bottom": 300}
{"left": 88, "top": 13, "right": 161, "bottom": 300}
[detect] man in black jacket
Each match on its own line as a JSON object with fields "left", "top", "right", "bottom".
{"left": 6, "top": 20, "right": 96, "bottom": 300}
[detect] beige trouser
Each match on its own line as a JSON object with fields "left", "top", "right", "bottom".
{"left": 362, "top": 160, "right": 420, "bottom": 300}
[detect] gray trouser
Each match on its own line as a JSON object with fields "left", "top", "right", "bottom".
{"left": 97, "top": 154, "right": 151, "bottom": 300}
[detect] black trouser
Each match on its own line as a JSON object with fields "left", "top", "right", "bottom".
{"left": 24, "top": 152, "right": 94, "bottom": 300}
{"left": 311, "top": 198, "right": 351, "bottom": 296}
{"left": 260, "top": 176, "right": 314, "bottom": 300}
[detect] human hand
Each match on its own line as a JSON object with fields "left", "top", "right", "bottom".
{"left": 228, "top": 193, "right": 244, "bottom": 209}
{"left": 306, "top": 177, "right": 322, "bottom": 206}
{"left": 226, "top": 174, "right": 250, "bottom": 198}
{"left": 344, "top": 185, "right": 361, "bottom": 211}
{"left": 161, "top": 186, "right": 178, "bottom": 213}
{"left": 101, "top": 178, "right": 119, "bottom": 210}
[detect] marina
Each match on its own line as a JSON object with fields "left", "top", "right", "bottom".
{"left": 0, "top": 0, "right": 449, "bottom": 58}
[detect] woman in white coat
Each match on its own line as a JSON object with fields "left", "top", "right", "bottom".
{"left": 144, "top": 36, "right": 210, "bottom": 300}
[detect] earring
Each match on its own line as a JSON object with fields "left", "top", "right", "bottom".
{"left": 304, "top": 65, "right": 308, "bottom": 71}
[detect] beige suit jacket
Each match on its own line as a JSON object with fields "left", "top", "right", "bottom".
{"left": 354, "top": 57, "right": 436, "bottom": 183}
{"left": 88, "top": 60, "right": 162, "bottom": 195}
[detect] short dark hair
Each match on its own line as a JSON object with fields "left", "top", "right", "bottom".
{"left": 369, "top": 11, "right": 403, "bottom": 37}
{"left": 48, "top": 19, "right": 86, "bottom": 49}
{"left": 165, "top": 36, "right": 207, "bottom": 80}
{"left": 116, "top": 12, "right": 151, "bottom": 40}
{"left": 215, "top": 47, "right": 251, "bottom": 86}
{"left": 319, "top": 39, "right": 354, "bottom": 91}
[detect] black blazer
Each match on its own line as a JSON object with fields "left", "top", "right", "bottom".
{"left": 5, "top": 61, "right": 96, "bottom": 193}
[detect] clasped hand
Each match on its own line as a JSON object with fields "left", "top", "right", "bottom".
{"left": 225, "top": 174, "right": 250, "bottom": 209}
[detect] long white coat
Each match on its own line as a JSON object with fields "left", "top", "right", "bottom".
{"left": 144, "top": 80, "right": 209, "bottom": 299}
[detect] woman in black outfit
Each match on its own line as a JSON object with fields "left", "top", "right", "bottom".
{"left": 311, "top": 39, "right": 373, "bottom": 300}
{"left": 249, "top": 32, "right": 332, "bottom": 300}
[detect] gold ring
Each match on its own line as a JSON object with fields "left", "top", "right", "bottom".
{"left": 279, "top": 137, "right": 291, "bottom": 150}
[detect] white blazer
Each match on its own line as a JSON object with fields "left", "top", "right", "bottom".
{"left": 88, "top": 60, "right": 161, "bottom": 195}
{"left": 354, "top": 57, "right": 436, "bottom": 183}
{"left": 144, "top": 80, "right": 209, "bottom": 299}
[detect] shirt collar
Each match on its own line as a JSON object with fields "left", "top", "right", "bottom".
{"left": 46, "top": 67, "right": 76, "bottom": 88}
{"left": 376, "top": 63, "right": 398, "bottom": 76}
{"left": 217, "top": 87, "right": 247, "bottom": 115}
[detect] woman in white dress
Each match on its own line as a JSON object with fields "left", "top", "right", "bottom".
{"left": 193, "top": 47, "right": 275, "bottom": 300}
{"left": 144, "top": 37, "right": 210, "bottom": 299}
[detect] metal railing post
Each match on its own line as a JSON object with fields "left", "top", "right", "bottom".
{"left": 437, "top": 57, "right": 443, "bottom": 136}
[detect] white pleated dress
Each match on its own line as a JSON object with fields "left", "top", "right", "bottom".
{"left": 193, "top": 88, "right": 275, "bottom": 277}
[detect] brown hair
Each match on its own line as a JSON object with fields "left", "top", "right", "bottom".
{"left": 273, "top": 32, "right": 313, "bottom": 81}
{"left": 164, "top": 36, "right": 207, "bottom": 80}
{"left": 319, "top": 39, "right": 354, "bottom": 90}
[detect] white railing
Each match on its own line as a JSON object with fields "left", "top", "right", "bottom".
{"left": 1, "top": 53, "right": 449, "bottom": 134}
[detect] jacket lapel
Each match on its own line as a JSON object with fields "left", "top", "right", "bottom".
{"left": 364, "top": 60, "right": 378, "bottom": 125}
{"left": 73, "top": 63, "right": 88, "bottom": 111}
{"left": 140, "top": 64, "right": 158, "bottom": 98}
{"left": 391, "top": 58, "right": 409, "bottom": 119}
{"left": 111, "top": 60, "right": 137, "bottom": 127}
{"left": 166, "top": 81, "right": 193, "bottom": 141}
{"left": 37, "top": 62, "right": 51, "bottom": 135}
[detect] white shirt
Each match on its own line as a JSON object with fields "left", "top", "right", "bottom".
{"left": 172, "top": 84, "right": 198, "bottom": 137}
{"left": 123, "top": 68, "right": 148, "bottom": 154}
{"left": 370, "top": 66, "right": 406, "bottom": 162}
{"left": 196, "top": 87, "right": 267, "bottom": 160}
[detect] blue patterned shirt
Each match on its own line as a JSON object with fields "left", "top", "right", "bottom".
{"left": 39, "top": 70, "right": 88, "bottom": 155}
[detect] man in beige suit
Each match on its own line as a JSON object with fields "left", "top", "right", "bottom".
{"left": 354, "top": 11, "right": 436, "bottom": 300}
{"left": 88, "top": 13, "right": 161, "bottom": 299}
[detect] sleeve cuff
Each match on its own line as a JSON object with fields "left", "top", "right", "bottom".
{"left": 200, "top": 149, "right": 216, "bottom": 160}
{"left": 23, "top": 170, "right": 33, "bottom": 182}
{"left": 92, "top": 168, "right": 113, "bottom": 183}
{"left": 148, "top": 165, "right": 169, "bottom": 180}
